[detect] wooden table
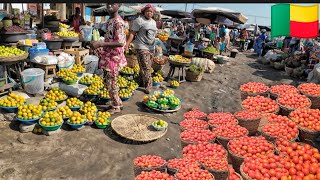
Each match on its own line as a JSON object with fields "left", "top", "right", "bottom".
{"left": 62, "top": 41, "right": 82, "bottom": 50}
{"left": 165, "top": 62, "right": 188, "bottom": 83}
{"left": 63, "top": 48, "right": 90, "bottom": 64}
{"left": 31, "top": 62, "right": 57, "bottom": 80}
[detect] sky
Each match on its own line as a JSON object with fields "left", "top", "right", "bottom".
{"left": 152, "top": 3, "right": 320, "bottom": 26}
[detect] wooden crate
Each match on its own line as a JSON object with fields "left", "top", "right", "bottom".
{"left": 62, "top": 41, "right": 82, "bottom": 49}
{"left": 63, "top": 48, "right": 90, "bottom": 64}
{"left": 31, "top": 62, "right": 57, "bottom": 80}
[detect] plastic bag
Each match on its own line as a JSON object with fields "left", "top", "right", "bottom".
{"left": 155, "top": 39, "right": 167, "bottom": 55}
{"left": 307, "top": 63, "right": 320, "bottom": 83}
{"left": 57, "top": 52, "right": 74, "bottom": 69}
{"left": 59, "top": 82, "right": 87, "bottom": 97}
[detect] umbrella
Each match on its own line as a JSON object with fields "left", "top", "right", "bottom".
{"left": 93, "top": 5, "right": 137, "bottom": 17}
{"left": 130, "top": 5, "right": 163, "bottom": 14}
{"left": 192, "top": 7, "right": 248, "bottom": 24}
{"left": 160, "top": 10, "right": 191, "bottom": 19}
{"left": 181, "top": 18, "right": 194, "bottom": 23}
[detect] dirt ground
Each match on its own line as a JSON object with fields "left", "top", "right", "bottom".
{"left": 0, "top": 51, "right": 303, "bottom": 180}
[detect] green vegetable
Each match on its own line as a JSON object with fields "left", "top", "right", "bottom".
{"left": 187, "top": 65, "right": 204, "bottom": 75}
{"left": 202, "top": 45, "right": 219, "bottom": 55}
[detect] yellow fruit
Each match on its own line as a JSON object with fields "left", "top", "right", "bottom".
{"left": 71, "top": 64, "right": 85, "bottom": 73}
{"left": 120, "top": 66, "right": 134, "bottom": 74}
{"left": 17, "top": 104, "right": 42, "bottom": 120}
{"left": 40, "top": 98, "right": 57, "bottom": 110}
{"left": 0, "top": 93, "right": 25, "bottom": 107}
{"left": 45, "top": 88, "right": 67, "bottom": 101}
{"left": 66, "top": 98, "right": 83, "bottom": 107}
{"left": 98, "top": 88, "right": 110, "bottom": 99}
{"left": 68, "top": 111, "right": 86, "bottom": 124}
{"left": 80, "top": 101, "right": 97, "bottom": 114}
{"left": 0, "top": 46, "right": 25, "bottom": 57}
{"left": 56, "top": 106, "right": 73, "bottom": 118}
{"left": 39, "top": 111, "right": 63, "bottom": 126}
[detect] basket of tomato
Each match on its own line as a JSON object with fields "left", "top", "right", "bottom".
{"left": 213, "top": 125, "right": 249, "bottom": 149}
{"left": 179, "top": 119, "right": 209, "bottom": 132}
{"left": 240, "top": 82, "right": 269, "bottom": 100}
{"left": 234, "top": 110, "right": 262, "bottom": 135}
{"left": 180, "top": 128, "right": 216, "bottom": 148}
{"left": 133, "top": 155, "right": 167, "bottom": 177}
{"left": 269, "top": 84, "right": 299, "bottom": 100}
{"left": 207, "top": 112, "right": 238, "bottom": 129}
{"left": 199, "top": 156, "right": 229, "bottom": 180}
{"left": 261, "top": 121, "right": 299, "bottom": 143}
{"left": 167, "top": 158, "right": 200, "bottom": 176}
{"left": 276, "top": 93, "right": 311, "bottom": 116}
{"left": 298, "top": 83, "right": 320, "bottom": 109}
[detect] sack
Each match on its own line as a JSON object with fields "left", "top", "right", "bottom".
{"left": 191, "top": 57, "right": 216, "bottom": 73}
{"left": 307, "top": 63, "right": 320, "bottom": 83}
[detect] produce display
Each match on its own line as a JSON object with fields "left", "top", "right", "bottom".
{"left": 262, "top": 122, "right": 299, "bottom": 140}
{"left": 229, "top": 167, "right": 241, "bottom": 180}
{"left": 135, "top": 171, "right": 174, "bottom": 180}
{"left": 214, "top": 125, "right": 248, "bottom": 138}
{"left": 56, "top": 31, "right": 79, "bottom": 37}
{"left": 201, "top": 46, "right": 219, "bottom": 54}
{"left": 68, "top": 111, "right": 86, "bottom": 124}
{"left": 0, "top": 93, "right": 25, "bottom": 107}
{"left": 298, "top": 83, "right": 320, "bottom": 96}
{"left": 85, "top": 111, "right": 96, "bottom": 124}
{"left": 39, "top": 98, "right": 58, "bottom": 111}
{"left": 66, "top": 97, "right": 84, "bottom": 108}
{"left": 59, "top": 23, "right": 68, "bottom": 28}
{"left": 56, "top": 106, "right": 73, "bottom": 119}
{"left": 95, "top": 111, "right": 111, "bottom": 126}
{"left": 170, "top": 80, "right": 180, "bottom": 88}
{"left": 180, "top": 128, "right": 215, "bottom": 142}
{"left": 175, "top": 167, "right": 214, "bottom": 180}
{"left": 180, "top": 119, "right": 209, "bottom": 130}
{"left": 152, "top": 119, "right": 167, "bottom": 129}
{"left": 169, "top": 55, "right": 191, "bottom": 64}
{"left": 145, "top": 90, "right": 180, "bottom": 111}
{"left": 39, "top": 111, "right": 63, "bottom": 126}
{"left": 84, "top": 82, "right": 104, "bottom": 95}
{"left": 270, "top": 84, "right": 299, "bottom": 96}
{"left": 242, "top": 95, "right": 279, "bottom": 114}
{"left": 277, "top": 93, "right": 311, "bottom": 109}
{"left": 152, "top": 76, "right": 163, "bottom": 83}
{"left": 266, "top": 114, "right": 290, "bottom": 123}
{"left": 0, "top": 46, "right": 26, "bottom": 57}
{"left": 207, "top": 112, "right": 237, "bottom": 127}
{"left": 119, "top": 88, "right": 132, "bottom": 99}
{"left": 290, "top": 109, "right": 320, "bottom": 130}
{"left": 79, "top": 75, "right": 93, "bottom": 85}
{"left": 80, "top": 102, "right": 97, "bottom": 114}
{"left": 228, "top": 136, "right": 274, "bottom": 158}
{"left": 199, "top": 155, "right": 228, "bottom": 171}
{"left": 182, "top": 142, "right": 227, "bottom": 161}
{"left": 240, "top": 82, "right": 269, "bottom": 93}
{"left": 187, "top": 64, "right": 204, "bottom": 75}
{"left": 98, "top": 88, "right": 110, "bottom": 99}
{"left": 4, "top": 25, "right": 27, "bottom": 33}
{"left": 162, "top": 89, "right": 174, "bottom": 97}
{"left": 167, "top": 158, "right": 200, "bottom": 171}
{"left": 117, "top": 76, "right": 128, "bottom": 88}
{"left": 46, "top": 88, "right": 67, "bottom": 101}
{"left": 57, "top": 69, "right": 69, "bottom": 78}
{"left": 158, "top": 32, "right": 169, "bottom": 41}
{"left": 133, "top": 64, "right": 140, "bottom": 75}
{"left": 71, "top": 64, "right": 85, "bottom": 73}
{"left": 133, "top": 155, "right": 166, "bottom": 168}
{"left": 63, "top": 71, "right": 78, "bottom": 83}
{"left": 17, "top": 104, "right": 43, "bottom": 120}
{"left": 127, "top": 81, "right": 138, "bottom": 92}
{"left": 120, "top": 66, "right": 134, "bottom": 74}
{"left": 183, "top": 108, "right": 207, "bottom": 119}
{"left": 234, "top": 110, "right": 261, "bottom": 120}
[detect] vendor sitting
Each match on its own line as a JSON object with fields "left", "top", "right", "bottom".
{"left": 197, "top": 37, "right": 211, "bottom": 50}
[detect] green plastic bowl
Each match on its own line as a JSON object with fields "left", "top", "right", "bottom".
{"left": 39, "top": 122, "right": 62, "bottom": 131}
{"left": 94, "top": 119, "right": 111, "bottom": 129}
{"left": 64, "top": 79, "right": 77, "bottom": 85}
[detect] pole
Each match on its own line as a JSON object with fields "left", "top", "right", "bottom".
{"left": 185, "top": 3, "right": 187, "bottom": 12}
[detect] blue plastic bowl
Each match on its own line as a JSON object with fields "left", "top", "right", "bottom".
{"left": 121, "top": 96, "right": 131, "bottom": 101}
{"left": 68, "top": 106, "right": 82, "bottom": 111}
{"left": 44, "top": 107, "right": 57, "bottom": 112}
{"left": 77, "top": 72, "right": 84, "bottom": 77}
{"left": 153, "top": 82, "right": 160, "bottom": 86}
{"left": 0, "top": 106, "right": 19, "bottom": 113}
{"left": 99, "top": 97, "right": 110, "bottom": 102}
{"left": 55, "top": 97, "right": 68, "bottom": 104}
{"left": 67, "top": 120, "right": 87, "bottom": 129}
{"left": 85, "top": 94, "right": 98, "bottom": 99}
{"left": 63, "top": 117, "right": 70, "bottom": 121}
{"left": 16, "top": 116, "right": 41, "bottom": 125}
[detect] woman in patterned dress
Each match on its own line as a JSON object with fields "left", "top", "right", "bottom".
{"left": 91, "top": 3, "right": 127, "bottom": 114}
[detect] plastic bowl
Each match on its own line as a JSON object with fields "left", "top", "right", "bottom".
{"left": 64, "top": 79, "right": 77, "bottom": 85}
{"left": 152, "top": 121, "right": 168, "bottom": 131}
{"left": 99, "top": 97, "right": 110, "bottom": 102}
{"left": 39, "top": 122, "right": 62, "bottom": 131}
{"left": 63, "top": 117, "right": 70, "bottom": 121}
{"left": 79, "top": 82, "right": 92, "bottom": 86}
{"left": 170, "top": 85, "right": 178, "bottom": 89}
{"left": 77, "top": 72, "right": 84, "bottom": 77}
{"left": 68, "top": 106, "right": 82, "bottom": 111}
{"left": 43, "top": 107, "right": 57, "bottom": 112}
{"left": 85, "top": 94, "right": 98, "bottom": 99}
{"left": 153, "top": 82, "right": 161, "bottom": 86}
{"left": 16, "top": 116, "right": 41, "bottom": 125}
{"left": 94, "top": 119, "right": 111, "bottom": 129}
{"left": 55, "top": 97, "right": 68, "bottom": 104}
{"left": 0, "top": 106, "right": 19, "bottom": 113}
{"left": 67, "top": 120, "right": 87, "bottom": 129}
{"left": 121, "top": 96, "right": 131, "bottom": 101}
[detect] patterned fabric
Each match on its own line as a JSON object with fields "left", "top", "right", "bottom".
{"left": 104, "top": 68, "right": 122, "bottom": 108}
{"left": 136, "top": 49, "right": 153, "bottom": 90}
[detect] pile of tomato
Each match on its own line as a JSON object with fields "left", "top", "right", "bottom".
{"left": 207, "top": 112, "right": 238, "bottom": 127}
{"left": 133, "top": 155, "right": 166, "bottom": 168}
{"left": 234, "top": 110, "right": 261, "bottom": 120}
{"left": 213, "top": 125, "right": 248, "bottom": 138}
{"left": 199, "top": 156, "right": 228, "bottom": 171}
{"left": 180, "top": 128, "right": 215, "bottom": 142}
{"left": 228, "top": 136, "right": 274, "bottom": 158}
{"left": 175, "top": 167, "right": 214, "bottom": 180}
{"left": 184, "top": 108, "right": 207, "bottom": 119}
{"left": 290, "top": 109, "right": 320, "bottom": 130}
{"left": 242, "top": 95, "right": 279, "bottom": 114}
{"left": 277, "top": 93, "right": 311, "bottom": 109}
{"left": 180, "top": 119, "right": 209, "bottom": 130}
{"left": 167, "top": 158, "right": 200, "bottom": 171}
{"left": 240, "top": 82, "right": 269, "bottom": 93}
{"left": 266, "top": 114, "right": 290, "bottom": 123}
{"left": 262, "top": 121, "right": 299, "bottom": 141}
{"left": 229, "top": 167, "right": 241, "bottom": 180}
{"left": 270, "top": 84, "right": 299, "bottom": 96}
{"left": 298, "top": 83, "right": 320, "bottom": 96}
{"left": 183, "top": 142, "right": 227, "bottom": 161}
{"left": 135, "top": 170, "right": 174, "bottom": 180}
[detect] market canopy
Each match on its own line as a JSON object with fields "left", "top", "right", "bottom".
{"left": 192, "top": 7, "right": 248, "bottom": 24}
{"left": 129, "top": 5, "right": 163, "bottom": 14}
{"left": 160, "top": 10, "right": 192, "bottom": 19}
{"left": 93, "top": 5, "right": 137, "bottom": 17}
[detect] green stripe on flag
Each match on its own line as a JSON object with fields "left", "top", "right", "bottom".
{"left": 271, "top": 4, "right": 291, "bottom": 37}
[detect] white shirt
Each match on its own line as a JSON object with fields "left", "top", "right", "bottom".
{"left": 225, "top": 28, "right": 230, "bottom": 37}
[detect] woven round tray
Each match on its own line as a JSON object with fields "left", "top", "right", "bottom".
{"left": 111, "top": 114, "right": 167, "bottom": 142}
{"left": 0, "top": 53, "right": 28, "bottom": 62}
{"left": 276, "top": 97, "right": 311, "bottom": 116}
{"left": 143, "top": 102, "right": 181, "bottom": 113}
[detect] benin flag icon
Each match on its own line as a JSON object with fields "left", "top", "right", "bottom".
{"left": 271, "top": 4, "right": 319, "bottom": 38}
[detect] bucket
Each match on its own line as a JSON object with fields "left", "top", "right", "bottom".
{"left": 184, "top": 43, "right": 194, "bottom": 56}
{"left": 80, "top": 26, "right": 93, "bottom": 42}
{"left": 84, "top": 55, "right": 99, "bottom": 74}
{"left": 21, "top": 68, "right": 45, "bottom": 95}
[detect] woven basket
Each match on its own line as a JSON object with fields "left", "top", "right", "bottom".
{"left": 285, "top": 66, "right": 293, "bottom": 75}
{"left": 234, "top": 116, "right": 261, "bottom": 136}
{"left": 298, "top": 125, "right": 320, "bottom": 142}
{"left": 240, "top": 164, "right": 253, "bottom": 180}
{"left": 180, "top": 125, "right": 209, "bottom": 132}
{"left": 240, "top": 90, "right": 269, "bottom": 101}
{"left": 152, "top": 63, "right": 165, "bottom": 72}
{"left": 180, "top": 139, "right": 216, "bottom": 149}
{"left": 208, "top": 119, "right": 239, "bottom": 130}
{"left": 125, "top": 54, "right": 138, "bottom": 68}
{"left": 276, "top": 98, "right": 311, "bottom": 116}
{"left": 201, "top": 163, "right": 229, "bottom": 180}
{"left": 299, "top": 91, "right": 320, "bottom": 109}
{"left": 228, "top": 145, "right": 245, "bottom": 174}
{"left": 186, "top": 70, "right": 204, "bottom": 82}
{"left": 261, "top": 127, "right": 299, "bottom": 143}
{"left": 216, "top": 132, "right": 248, "bottom": 150}
{"left": 175, "top": 171, "right": 215, "bottom": 180}
{"left": 167, "top": 167, "right": 178, "bottom": 176}
{"left": 269, "top": 91, "right": 280, "bottom": 100}
{"left": 134, "top": 163, "right": 167, "bottom": 177}
{"left": 0, "top": 53, "right": 28, "bottom": 62}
